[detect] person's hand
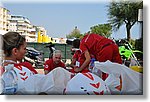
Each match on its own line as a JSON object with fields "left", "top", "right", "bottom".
{"left": 73, "top": 66, "right": 79, "bottom": 69}
{"left": 74, "top": 67, "right": 82, "bottom": 73}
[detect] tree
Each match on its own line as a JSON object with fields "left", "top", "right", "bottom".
{"left": 90, "top": 23, "right": 112, "bottom": 38}
{"left": 66, "top": 26, "right": 83, "bottom": 39}
{"left": 107, "top": 1, "right": 143, "bottom": 41}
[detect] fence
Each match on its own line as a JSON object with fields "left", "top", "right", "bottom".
{"left": 27, "top": 42, "right": 73, "bottom": 62}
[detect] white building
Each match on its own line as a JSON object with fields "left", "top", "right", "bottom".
{"left": 8, "top": 15, "right": 37, "bottom": 42}
{"left": 0, "top": 6, "right": 10, "bottom": 34}
{"left": 1, "top": 6, "right": 47, "bottom": 42}
{"left": 53, "top": 38, "right": 67, "bottom": 44}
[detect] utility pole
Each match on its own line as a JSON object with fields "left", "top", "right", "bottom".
{"left": 138, "top": 9, "right": 143, "bottom": 39}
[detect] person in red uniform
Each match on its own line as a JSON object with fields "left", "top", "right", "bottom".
{"left": 0, "top": 62, "right": 38, "bottom": 75}
{"left": 70, "top": 39, "right": 89, "bottom": 73}
{"left": 74, "top": 33, "right": 122, "bottom": 80}
{"left": 1, "top": 60, "right": 38, "bottom": 75}
{"left": 44, "top": 50, "right": 66, "bottom": 75}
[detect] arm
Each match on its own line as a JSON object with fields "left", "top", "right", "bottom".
{"left": 70, "top": 51, "right": 80, "bottom": 68}
{"left": 74, "top": 50, "right": 90, "bottom": 72}
{"left": 70, "top": 58, "right": 77, "bottom": 68}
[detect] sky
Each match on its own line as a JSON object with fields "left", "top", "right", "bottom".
{"left": 1, "top": 0, "right": 141, "bottom": 39}
{"left": 0, "top": 0, "right": 150, "bottom": 101}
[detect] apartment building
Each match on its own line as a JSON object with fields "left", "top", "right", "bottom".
{"left": 0, "top": 7, "right": 37, "bottom": 42}
{"left": 8, "top": 15, "right": 37, "bottom": 42}
{"left": 0, "top": 6, "right": 10, "bottom": 34}
{"left": 1, "top": 6, "right": 48, "bottom": 42}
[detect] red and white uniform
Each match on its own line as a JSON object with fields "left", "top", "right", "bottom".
{"left": 19, "top": 62, "right": 38, "bottom": 74}
{"left": 13, "top": 64, "right": 34, "bottom": 82}
{"left": 44, "top": 59, "right": 65, "bottom": 73}
{"left": 79, "top": 34, "right": 122, "bottom": 80}
{"left": 80, "top": 34, "right": 122, "bottom": 64}
{"left": 0, "top": 62, "right": 37, "bottom": 75}
{"left": 71, "top": 50, "right": 89, "bottom": 73}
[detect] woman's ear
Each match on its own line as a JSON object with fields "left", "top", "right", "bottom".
{"left": 12, "top": 48, "right": 18, "bottom": 56}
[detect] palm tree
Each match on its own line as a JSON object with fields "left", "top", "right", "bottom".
{"left": 107, "top": 1, "right": 143, "bottom": 41}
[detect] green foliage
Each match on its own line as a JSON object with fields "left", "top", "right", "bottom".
{"left": 66, "top": 26, "right": 83, "bottom": 39}
{"left": 90, "top": 23, "right": 112, "bottom": 38}
{"left": 107, "top": 1, "right": 143, "bottom": 41}
{"left": 66, "top": 33, "right": 83, "bottom": 39}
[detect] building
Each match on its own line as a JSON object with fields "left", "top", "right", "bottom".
{"left": 53, "top": 38, "right": 67, "bottom": 44}
{"left": 1, "top": 6, "right": 49, "bottom": 43}
{"left": 8, "top": 15, "right": 37, "bottom": 42}
{"left": 0, "top": 6, "right": 37, "bottom": 42}
{"left": 0, "top": 6, "right": 10, "bottom": 34}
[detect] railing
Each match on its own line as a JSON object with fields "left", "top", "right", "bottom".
{"left": 27, "top": 42, "right": 73, "bottom": 63}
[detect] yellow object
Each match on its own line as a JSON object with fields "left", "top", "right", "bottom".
{"left": 37, "top": 30, "right": 53, "bottom": 43}
{"left": 37, "top": 31, "right": 42, "bottom": 43}
{"left": 42, "top": 35, "right": 46, "bottom": 43}
{"left": 130, "top": 66, "right": 143, "bottom": 73}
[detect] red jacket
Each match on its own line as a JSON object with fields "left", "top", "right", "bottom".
{"left": 0, "top": 62, "right": 38, "bottom": 75}
{"left": 44, "top": 59, "right": 65, "bottom": 72}
{"left": 80, "top": 34, "right": 122, "bottom": 64}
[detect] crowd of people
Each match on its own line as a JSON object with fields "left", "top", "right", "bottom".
{"left": 0, "top": 31, "right": 142, "bottom": 95}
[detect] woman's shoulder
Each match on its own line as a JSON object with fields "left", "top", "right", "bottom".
{"left": 19, "top": 62, "right": 38, "bottom": 74}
